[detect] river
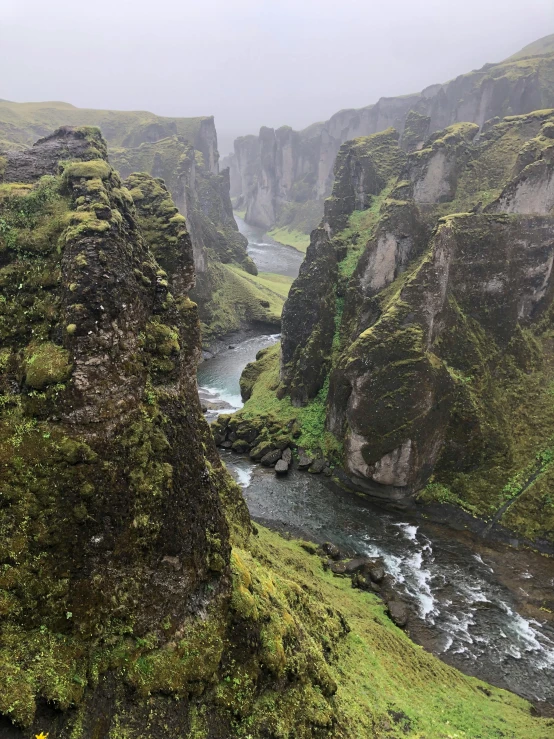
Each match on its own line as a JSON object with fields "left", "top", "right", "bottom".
{"left": 197, "top": 219, "right": 554, "bottom": 711}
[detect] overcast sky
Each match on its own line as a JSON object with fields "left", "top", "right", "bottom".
{"left": 2, "top": 0, "right": 553, "bottom": 154}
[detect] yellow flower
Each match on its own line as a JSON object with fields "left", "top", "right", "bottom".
{"left": 35, "top": 733, "right": 49, "bottom": 739}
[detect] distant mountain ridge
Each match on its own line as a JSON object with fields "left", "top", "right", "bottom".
{"left": 224, "top": 34, "right": 554, "bottom": 236}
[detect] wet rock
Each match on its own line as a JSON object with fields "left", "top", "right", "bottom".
{"left": 343, "top": 557, "right": 372, "bottom": 574}
{"left": 275, "top": 459, "right": 289, "bottom": 475}
{"left": 320, "top": 542, "right": 342, "bottom": 560}
{"left": 281, "top": 447, "right": 292, "bottom": 466}
{"left": 368, "top": 564, "right": 385, "bottom": 583}
{"left": 201, "top": 404, "right": 208, "bottom": 413}
{"left": 161, "top": 555, "right": 181, "bottom": 571}
{"left": 228, "top": 344, "right": 236, "bottom": 349}
{"left": 323, "top": 466, "right": 332, "bottom": 477}
{"left": 235, "top": 423, "right": 258, "bottom": 444}
{"left": 221, "top": 440, "right": 233, "bottom": 449}
{"left": 261, "top": 449, "right": 282, "bottom": 467}
{"left": 213, "top": 431, "right": 226, "bottom": 446}
{"left": 250, "top": 441, "right": 274, "bottom": 461}
{"left": 387, "top": 600, "right": 409, "bottom": 628}
{"left": 228, "top": 431, "right": 238, "bottom": 443}
{"left": 297, "top": 452, "right": 314, "bottom": 470}
{"left": 309, "top": 457, "right": 327, "bottom": 474}
{"left": 329, "top": 561, "right": 348, "bottom": 575}
{"left": 232, "top": 439, "right": 250, "bottom": 454}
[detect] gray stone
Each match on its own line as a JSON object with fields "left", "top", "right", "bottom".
{"left": 260, "top": 449, "right": 282, "bottom": 467}
{"left": 297, "top": 452, "right": 313, "bottom": 470}
{"left": 275, "top": 459, "right": 289, "bottom": 475}
{"left": 369, "top": 565, "right": 385, "bottom": 583}
{"left": 281, "top": 447, "right": 293, "bottom": 465}
{"left": 308, "top": 457, "right": 326, "bottom": 474}
{"left": 387, "top": 600, "right": 409, "bottom": 628}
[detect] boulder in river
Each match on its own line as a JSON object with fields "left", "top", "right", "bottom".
{"left": 298, "top": 451, "right": 314, "bottom": 470}
{"left": 261, "top": 449, "right": 282, "bottom": 467}
{"left": 368, "top": 564, "right": 385, "bottom": 583}
{"left": 232, "top": 439, "right": 251, "bottom": 454}
{"left": 250, "top": 441, "right": 274, "bottom": 461}
{"left": 343, "top": 557, "right": 372, "bottom": 574}
{"left": 309, "top": 458, "right": 327, "bottom": 474}
{"left": 275, "top": 459, "right": 289, "bottom": 475}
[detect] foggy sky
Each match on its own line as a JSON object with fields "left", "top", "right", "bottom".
{"left": 2, "top": 0, "right": 553, "bottom": 155}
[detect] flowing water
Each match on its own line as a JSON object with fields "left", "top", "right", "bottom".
{"left": 235, "top": 215, "right": 304, "bottom": 278}
{"left": 197, "top": 218, "right": 554, "bottom": 708}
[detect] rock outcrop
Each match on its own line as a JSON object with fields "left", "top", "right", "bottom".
{"left": 237, "top": 109, "right": 554, "bottom": 544}
{"left": 0, "top": 101, "right": 284, "bottom": 348}
{"left": 230, "top": 42, "right": 554, "bottom": 235}
{"left": 0, "top": 127, "right": 339, "bottom": 737}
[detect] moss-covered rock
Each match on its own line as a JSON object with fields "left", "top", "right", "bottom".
{"left": 23, "top": 341, "right": 72, "bottom": 389}
{"left": 244, "top": 109, "right": 554, "bottom": 543}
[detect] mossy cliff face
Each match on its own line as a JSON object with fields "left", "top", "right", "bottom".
{"left": 239, "top": 110, "right": 554, "bottom": 544}
{"left": 0, "top": 127, "right": 351, "bottom": 739}
{"left": 230, "top": 42, "right": 554, "bottom": 235}
{"left": 108, "top": 136, "right": 280, "bottom": 347}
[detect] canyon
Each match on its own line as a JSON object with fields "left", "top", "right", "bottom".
{"left": 224, "top": 34, "right": 554, "bottom": 243}
{"left": 1, "top": 32, "right": 554, "bottom": 739}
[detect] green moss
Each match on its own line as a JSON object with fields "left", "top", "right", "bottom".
{"left": 234, "top": 343, "right": 341, "bottom": 460}
{"left": 63, "top": 159, "right": 112, "bottom": 181}
{"left": 24, "top": 341, "right": 72, "bottom": 389}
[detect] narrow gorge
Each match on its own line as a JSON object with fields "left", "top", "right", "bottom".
{"left": 1, "top": 24, "right": 554, "bottom": 739}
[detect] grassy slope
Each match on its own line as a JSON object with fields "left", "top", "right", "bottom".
{"left": 200, "top": 265, "right": 293, "bottom": 342}
{"left": 506, "top": 34, "right": 554, "bottom": 61}
{"left": 0, "top": 100, "right": 205, "bottom": 148}
{"left": 245, "top": 526, "right": 552, "bottom": 738}
{"left": 268, "top": 225, "right": 311, "bottom": 253}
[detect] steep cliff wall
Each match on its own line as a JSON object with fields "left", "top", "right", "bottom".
{"left": 231, "top": 43, "right": 554, "bottom": 234}
{"left": 234, "top": 109, "right": 554, "bottom": 545}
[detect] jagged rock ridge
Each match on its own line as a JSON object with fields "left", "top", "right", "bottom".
{"left": 227, "top": 40, "right": 554, "bottom": 235}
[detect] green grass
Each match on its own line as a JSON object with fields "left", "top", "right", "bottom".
{"left": 250, "top": 271, "right": 294, "bottom": 298}
{"left": 0, "top": 99, "right": 207, "bottom": 149}
{"left": 268, "top": 225, "right": 310, "bottom": 253}
{"left": 245, "top": 526, "right": 553, "bottom": 738}
{"left": 237, "top": 342, "right": 341, "bottom": 458}
{"left": 200, "top": 266, "right": 293, "bottom": 344}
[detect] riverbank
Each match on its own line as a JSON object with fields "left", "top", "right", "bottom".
{"left": 221, "top": 448, "right": 554, "bottom": 712}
